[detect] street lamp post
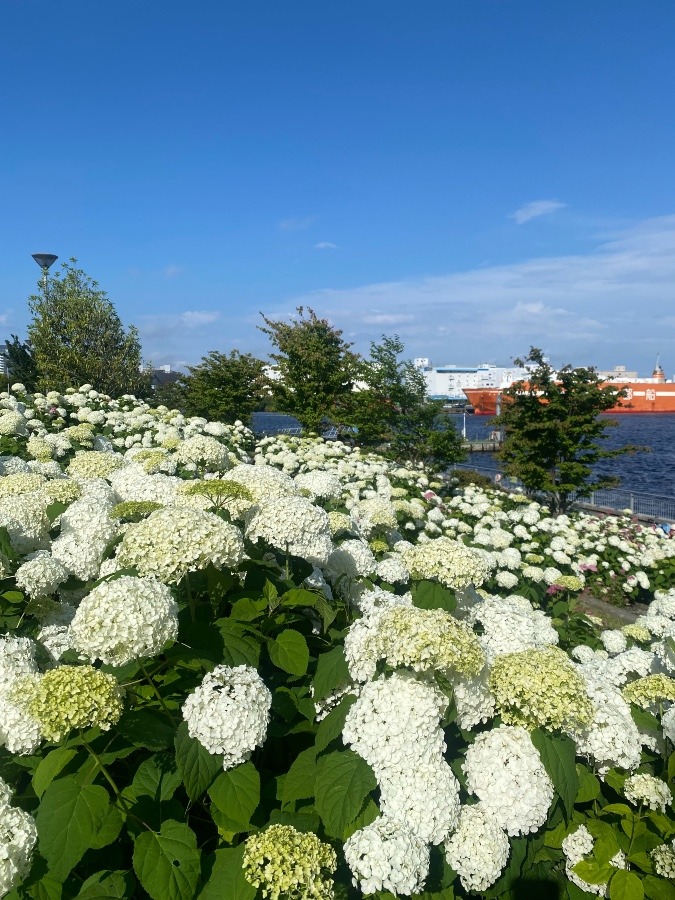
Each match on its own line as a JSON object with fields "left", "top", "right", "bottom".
{"left": 31, "top": 253, "right": 58, "bottom": 298}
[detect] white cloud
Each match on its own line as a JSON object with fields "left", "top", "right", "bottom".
{"left": 271, "top": 215, "right": 675, "bottom": 371}
{"left": 138, "top": 310, "right": 220, "bottom": 340}
{"left": 314, "top": 242, "right": 338, "bottom": 249}
{"left": 510, "top": 199, "right": 567, "bottom": 225}
{"left": 278, "top": 215, "right": 316, "bottom": 231}
{"left": 362, "top": 313, "right": 415, "bottom": 325}
{"left": 164, "top": 264, "right": 185, "bottom": 278}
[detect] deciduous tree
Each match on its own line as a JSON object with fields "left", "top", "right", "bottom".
{"left": 177, "top": 350, "right": 269, "bottom": 424}
{"left": 27, "top": 259, "right": 149, "bottom": 396}
{"left": 493, "top": 347, "right": 638, "bottom": 513}
{"left": 259, "top": 307, "right": 358, "bottom": 431}
{"left": 4, "top": 335, "right": 39, "bottom": 392}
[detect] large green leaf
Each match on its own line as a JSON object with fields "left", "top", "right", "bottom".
{"left": 315, "top": 750, "right": 377, "bottom": 838}
{"left": 208, "top": 762, "right": 260, "bottom": 828}
{"left": 531, "top": 729, "right": 579, "bottom": 821}
{"left": 174, "top": 721, "right": 222, "bottom": 800}
{"left": 268, "top": 629, "right": 309, "bottom": 675}
{"left": 281, "top": 588, "right": 337, "bottom": 631}
{"left": 117, "top": 708, "right": 176, "bottom": 750}
{"left": 76, "top": 871, "right": 136, "bottom": 898}
{"left": 282, "top": 747, "right": 317, "bottom": 805}
{"left": 197, "top": 845, "right": 256, "bottom": 900}
{"left": 411, "top": 579, "right": 456, "bottom": 612}
{"left": 313, "top": 646, "right": 350, "bottom": 703}
{"left": 131, "top": 754, "right": 182, "bottom": 803}
{"left": 36, "top": 776, "right": 110, "bottom": 881}
{"left": 133, "top": 820, "right": 201, "bottom": 900}
{"left": 643, "top": 874, "right": 675, "bottom": 900}
{"left": 315, "top": 694, "right": 356, "bottom": 753}
{"left": 609, "top": 871, "right": 644, "bottom": 900}
{"left": 32, "top": 748, "right": 77, "bottom": 798}
{"left": 216, "top": 620, "right": 261, "bottom": 667}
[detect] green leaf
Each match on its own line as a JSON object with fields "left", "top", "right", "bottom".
{"left": 133, "top": 820, "right": 201, "bottom": 900}
{"left": 174, "top": 721, "right": 222, "bottom": 801}
{"left": 531, "top": 729, "right": 579, "bottom": 821}
{"left": 36, "top": 776, "right": 110, "bottom": 881}
{"left": 229, "top": 597, "right": 267, "bottom": 621}
{"left": 32, "top": 748, "right": 77, "bottom": 798}
{"left": 609, "top": 870, "right": 644, "bottom": 900}
{"left": 197, "top": 845, "right": 256, "bottom": 900}
{"left": 268, "top": 629, "right": 309, "bottom": 675}
{"left": 89, "top": 804, "right": 124, "bottom": 849}
{"left": 313, "top": 646, "right": 350, "bottom": 703}
{"left": 117, "top": 708, "right": 176, "bottom": 750}
{"left": 282, "top": 747, "right": 317, "bottom": 805}
{"left": 217, "top": 620, "right": 261, "bottom": 667}
{"left": 573, "top": 859, "right": 614, "bottom": 885}
{"left": 76, "top": 871, "right": 135, "bottom": 898}
{"left": 315, "top": 749, "right": 377, "bottom": 838}
{"left": 2, "top": 590, "right": 24, "bottom": 602}
{"left": 643, "top": 874, "right": 675, "bottom": 900}
{"left": 131, "top": 754, "right": 182, "bottom": 803}
{"left": 411, "top": 579, "right": 456, "bottom": 612}
{"left": 576, "top": 766, "right": 601, "bottom": 803}
{"left": 281, "top": 588, "right": 337, "bottom": 631}
{"left": 315, "top": 694, "right": 356, "bottom": 753}
{"left": 208, "top": 762, "right": 260, "bottom": 828}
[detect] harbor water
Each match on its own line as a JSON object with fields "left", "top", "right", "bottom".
{"left": 252, "top": 412, "right": 675, "bottom": 498}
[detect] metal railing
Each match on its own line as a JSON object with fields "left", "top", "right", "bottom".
{"left": 448, "top": 464, "right": 675, "bottom": 521}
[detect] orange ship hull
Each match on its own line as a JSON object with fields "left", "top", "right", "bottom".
{"left": 463, "top": 384, "right": 675, "bottom": 415}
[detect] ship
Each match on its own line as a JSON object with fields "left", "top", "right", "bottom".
{"left": 463, "top": 360, "right": 675, "bottom": 415}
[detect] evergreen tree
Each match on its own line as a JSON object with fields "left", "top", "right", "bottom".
{"left": 259, "top": 307, "right": 358, "bottom": 431}
{"left": 493, "top": 347, "right": 639, "bottom": 514}
{"left": 27, "top": 259, "right": 149, "bottom": 396}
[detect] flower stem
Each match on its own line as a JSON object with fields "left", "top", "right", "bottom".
{"left": 139, "top": 659, "right": 177, "bottom": 724}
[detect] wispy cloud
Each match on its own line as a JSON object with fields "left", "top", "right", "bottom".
{"left": 270, "top": 215, "right": 675, "bottom": 370}
{"left": 314, "top": 241, "right": 338, "bottom": 249}
{"left": 510, "top": 199, "right": 567, "bottom": 225}
{"left": 278, "top": 215, "right": 316, "bottom": 231}
{"left": 164, "top": 264, "right": 185, "bottom": 278}
{"left": 138, "top": 310, "right": 220, "bottom": 340}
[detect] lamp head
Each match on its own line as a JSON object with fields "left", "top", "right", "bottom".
{"left": 31, "top": 253, "right": 58, "bottom": 270}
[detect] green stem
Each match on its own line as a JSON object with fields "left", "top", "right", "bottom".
{"left": 82, "top": 738, "right": 153, "bottom": 831}
{"left": 185, "top": 572, "right": 196, "bottom": 621}
{"left": 139, "top": 659, "right": 177, "bottom": 724}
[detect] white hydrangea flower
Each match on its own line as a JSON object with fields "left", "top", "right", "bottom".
{"left": 175, "top": 434, "right": 230, "bottom": 471}
{"left": 467, "top": 594, "right": 559, "bottom": 663}
{"left": 624, "top": 773, "right": 672, "bottom": 812}
{"left": 182, "top": 665, "right": 271, "bottom": 770}
{"left": 600, "top": 630, "right": 628, "bottom": 655}
{"left": 450, "top": 669, "right": 496, "bottom": 730}
{"left": 246, "top": 496, "right": 332, "bottom": 566}
{"left": 70, "top": 576, "right": 179, "bottom": 666}
{"left": 0, "top": 785, "right": 38, "bottom": 897}
{"left": 444, "top": 803, "right": 510, "bottom": 892}
{"left": 463, "top": 725, "right": 554, "bottom": 836}
{"left": 402, "top": 537, "right": 491, "bottom": 589}
{"left": 375, "top": 555, "right": 410, "bottom": 584}
{"left": 575, "top": 678, "right": 641, "bottom": 774}
{"left": 0, "top": 636, "right": 42, "bottom": 754}
{"left": 324, "top": 540, "right": 376, "bottom": 584}
{"left": 15, "top": 551, "right": 69, "bottom": 598}
{"left": 118, "top": 506, "right": 244, "bottom": 583}
{"left": 228, "top": 463, "right": 298, "bottom": 502}
{"left": 293, "top": 470, "right": 343, "bottom": 500}
{"left": 378, "top": 759, "right": 460, "bottom": 844}
{"left": 562, "top": 825, "right": 626, "bottom": 896}
{"left": 344, "top": 817, "right": 429, "bottom": 897}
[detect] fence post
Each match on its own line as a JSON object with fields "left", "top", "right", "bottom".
{"left": 630, "top": 493, "right": 634, "bottom": 513}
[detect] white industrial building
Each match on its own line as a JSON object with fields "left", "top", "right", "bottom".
{"left": 413, "top": 359, "right": 530, "bottom": 402}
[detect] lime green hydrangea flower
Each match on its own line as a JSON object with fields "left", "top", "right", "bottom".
{"left": 369, "top": 537, "right": 389, "bottom": 555}
{"left": 0, "top": 473, "right": 46, "bottom": 497}
{"left": 622, "top": 673, "right": 675, "bottom": 709}
{"left": 43, "top": 479, "right": 81, "bottom": 504}
{"left": 489, "top": 647, "right": 594, "bottom": 734}
{"left": 242, "top": 824, "right": 337, "bottom": 900}
{"left": 328, "top": 511, "right": 352, "bottom": 536}
{"left": 556, "top": 575, "right": 584, "bottom": 592}
{"left": 374, "top": 605, "right": 485, "bottom": 678}
{"left": 131, "top": 449, "right": 170, "bottom": 473}
{"left": 15, "top": 665, "right": 124, "bottom": 741}
{"left": 111, "top": 500, "right": 163, "bottom": 522}
{"left": 621, "top": 623, "right": 652, "bottom": 643}
{"left": 67, "top": 451, "right": 125, "bottom": 479}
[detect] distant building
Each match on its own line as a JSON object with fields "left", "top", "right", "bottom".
{"left": 141, "top": 363, "right": 182, "bottom": 390}
{"left": 413, "top": 359, "right": 530, "bottom": 402}
{"left": 597, "top": 365, "right": 639, "bottom": 381}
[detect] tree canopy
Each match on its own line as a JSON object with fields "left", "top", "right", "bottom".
{"left": 345, "top": 335, "right": 466, "bottom": 471}
{"left": 492, "top": 347, "right": 638, "bottom": 513}
{"left": 259, "top": 307, "right": 358, "bottom": 431}
{"left": 27, "top": 259, "right": 149, "bottom": 396}
{"left": 4, "top": 335, "right": 39, "bottom": 392}
{"left": 169, "top": 350, "right": 269, "bottom": 424}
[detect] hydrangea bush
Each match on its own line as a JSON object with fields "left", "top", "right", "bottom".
{"left": 0, "top": 384, "right": 673, "bottom": 899}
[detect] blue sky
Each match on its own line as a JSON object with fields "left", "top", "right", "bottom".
{"left": 3, "top": 0, "right": 675, "bottom": 374}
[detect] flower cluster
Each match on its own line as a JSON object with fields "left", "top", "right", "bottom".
{"left": 242, "top": 824, "right": 337, "bottom": 900}
{"left": 402, "top": 536, "right": 491, "bottom": 589}
{"left": 344, "top": 817, "right": 429, "bottom": 896}
{"left": 0, "top": 777, "right": 38, "bottom": 898}
{"left": 444, "top": 803, "right": 510, "bottom": 892}
{"left": 182, "top": 665, "right": 271, "bottom": 770}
